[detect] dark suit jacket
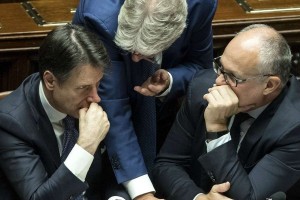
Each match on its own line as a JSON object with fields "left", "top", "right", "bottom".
{"left": 72, "top": 0, "right": 218, "bottom": 183}
{"left": 152, "top": 69, "right": 300, "bottom": 200}
{"left": 0, "top": 73, "right": 104, "bottom": 200}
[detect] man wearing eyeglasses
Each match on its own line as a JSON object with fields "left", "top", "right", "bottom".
{"left": 152, "top": 24, "right": 300, "bottom": 200}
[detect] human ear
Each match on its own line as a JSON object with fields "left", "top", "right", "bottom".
{"left": 43, "top": 70, "right": 56, "bottom": 91}
{"left": 263, "top": 76, "right": 281, "bottom": 95}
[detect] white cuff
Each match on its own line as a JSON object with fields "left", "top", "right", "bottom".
{"left": 64, "top": 144, "right": 94, "bottom": 182}
{"left": 123, "top": 174, "right": 155, "bottom": 199}
{"left": 206, "top": 133, "right": 231, "bottom": 152}
{"left": 194, "top": 193, "right": 204, "bottom": 200}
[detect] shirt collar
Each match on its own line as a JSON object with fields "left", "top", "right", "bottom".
{"left": 39, "top": 81, "right": 66, "bottom": 124}
{"left": 247, "top": 104, "right": 269, "bottom": 119}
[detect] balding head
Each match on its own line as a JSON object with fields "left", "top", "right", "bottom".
{"left": 225, "top": 24, "right": 292, "bottom": 86}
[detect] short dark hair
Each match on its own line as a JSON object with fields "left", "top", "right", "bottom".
{"left": 39, "top": 24, "right": 110, "bottom": 83}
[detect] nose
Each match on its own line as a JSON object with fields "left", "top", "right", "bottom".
{"left": 215, "top": 74, "right": 227, "bottom": 86}
{"left": 131, "top": 54, "right": 143, "bottom": 62}
{"left": 88, "top": 86, "right": 101, "bottom": 103}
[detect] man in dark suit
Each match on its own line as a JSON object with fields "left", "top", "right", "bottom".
{"left": 73, "top": 0, "right": 217, "bottom": 198}
{"left": 0, "top": 24, "right": 111, "bottom": 199}
{"left": 152, "top": 24, "right": 300, "bottom": 200}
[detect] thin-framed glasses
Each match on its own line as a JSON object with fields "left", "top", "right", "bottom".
{"left": 120, "top": 50, "right": 158, "bottom": 63}
{"left": 132, "top": 52, "right": 158, "bottom": 64}
{"left": 213, "top": 56, "right": 275, "bottom": 87}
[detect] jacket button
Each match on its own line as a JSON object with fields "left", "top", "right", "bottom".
{"left": 207, "top": 171, "right": 216, "bottom": 182}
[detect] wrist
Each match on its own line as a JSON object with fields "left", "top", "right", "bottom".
{"left": 133, "top": 192, "right": 155, "bottom": 200}
{"left": 205, "top": 123, "right": 228, "bottom": 132}
{"left": 205, "top": 130, "right": 228, "bottom": 142}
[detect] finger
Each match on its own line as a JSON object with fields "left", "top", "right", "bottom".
{"left": 160, "top": 70, "right": 169, "bottom": 81}
{"left": 148, "top": 84, "right": 165, "bottom": 94}
{"left": 134, "top": 86, "right": 156, "bottom": 96}
{"left": 208, "top": 86, "right": 239, "bottom": 113}
{"left": 203, "top": 91, "right": 218, "bottom": 105}
{"left": 209, "top": 88, "right": 224, "bottom": 102}
{"left": 79, "top": 108, "right": 88, "bottom": 125}
{"left": 87, "top": 102, "right": 101, "bottom": 114}
{"left": 150, "top": 73, "right": 161, "bottom": 83}
{"left": 212, "top": 182, "right": 230, "bottom": 193}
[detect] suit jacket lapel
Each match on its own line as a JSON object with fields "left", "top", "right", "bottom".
{"left": 25, "top": 74, "right": 61, "bottom": 169}
{"left": 237, "top": 86, "right": 288, "bottom": 165}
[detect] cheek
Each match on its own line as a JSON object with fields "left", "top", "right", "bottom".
{"left": 236, "top": 86, "right": 263, "bottom": 106}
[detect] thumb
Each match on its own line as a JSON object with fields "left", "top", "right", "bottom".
{"left": 79, "top": 107, "right": 88, "bottom": 121}
{"left": 211, "top": 182, "right": 230, "bottom": 193}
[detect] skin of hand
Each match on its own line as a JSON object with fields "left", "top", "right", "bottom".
{"left": 77, "top": 102, "right": 110, "bottom": 155}
{"left": 134, "top": 69, "right": 170, "bottom": 96}
{"left": 203, "top": 85, "right": 254, "bottom": 132}
{"left": 196, "top": 182, "right": 233, "bottom": 200}
{"left": 134, "top": 192, "right": 165, "bottom": 200}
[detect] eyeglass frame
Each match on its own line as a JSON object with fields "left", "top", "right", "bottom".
{"left": 213, "top": 56, "right": 276, "bottom": 87}
{"left": 120, "top": 49, "right": 158, "bottom": 64}
{"left": 131, "top": 52, "right": 158, "bottom": 64}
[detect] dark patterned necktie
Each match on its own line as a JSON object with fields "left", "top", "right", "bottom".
{"left": 61, "top": 115, "right": 79, "bottom": 162}
{"left": 61, "top": 116, "right": 85, "bottom": 200}
{"left": 134, "top": 60, "right": 158, "bottom": 171}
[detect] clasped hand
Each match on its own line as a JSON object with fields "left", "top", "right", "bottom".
{"left": 134, "top": 69, "right": 170, "bottom": 96}
{"left": 196, "top": 182, "right": 233, "bottom": 200}
{"left": 203, "top": 85, "right": 239, "bottom": 132}
{"left": 77, "top": 102, "right": 110, "bottom": 155}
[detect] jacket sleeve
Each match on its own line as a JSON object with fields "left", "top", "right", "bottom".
{"left": 0, "top": 113, "right": 88, "bottom": 200}
{"left": 73, "top": 0, "right": 148, "bottom": 183}
{"left": 152, "top": 70, "right": 215, "bottom": 200}
{"left": 166, "top": 0, "right": 218, "bottom": 101}
{"left": 199, "top": 125, "right": 300, "bottom": 199}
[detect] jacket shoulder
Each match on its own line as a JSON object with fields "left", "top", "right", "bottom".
{"left": 188, "top": 69, "right": 215, "bottom": 102}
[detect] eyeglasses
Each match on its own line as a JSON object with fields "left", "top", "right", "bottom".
{"left": 132, "top": 52, "right": 158, "bottom": 64}
{"left": 213, "top": 56, "right": 275, "bottom": 87}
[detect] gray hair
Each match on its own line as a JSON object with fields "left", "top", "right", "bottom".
{"left": 239, "top": 24, "right": 292, "bottom": 86}
{"left": 114, "top": 0, "right": 188, "bottom": 56}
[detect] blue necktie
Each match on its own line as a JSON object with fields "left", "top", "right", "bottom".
{"left": 134, "top": 60, "right": 158, "bottom": 171}
{"left": 61, "top": 115, "right": 79, "bottom": 162}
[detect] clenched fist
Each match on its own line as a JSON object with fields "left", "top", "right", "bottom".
{"left": 77, "top": 102, "right": 110, "bottom": 155}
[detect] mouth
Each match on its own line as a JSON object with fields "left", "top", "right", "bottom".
{"left": 79, "top": 103, "right": 91, "bottom": 109}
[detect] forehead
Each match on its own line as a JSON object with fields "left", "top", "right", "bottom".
{"left": 64, "top": 65, "right": 103, "bottom": 85}
{"left": 221, "top": 35, "right": 261, "bottom": 74}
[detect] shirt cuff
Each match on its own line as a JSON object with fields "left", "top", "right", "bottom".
{"left": 206, "top": 133, "right": 231, "bottom": 152}
{"left": 194, "top": 193, "right": 204, "bottom": 200}
{"left": 64, "top": 144, "right": 94, "bottom": 182}
{"left": 156, "top": 72, "right": 173, "bottom": 97}
{"left": 123, "top": 174, "right": 155, "bottom": 199}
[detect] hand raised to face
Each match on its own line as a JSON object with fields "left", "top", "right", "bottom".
{"left": 203, "top": 85, "right": 254, "bottom": 132}
{"left": 77, "top": 102, "right": 110, "bottom": 155}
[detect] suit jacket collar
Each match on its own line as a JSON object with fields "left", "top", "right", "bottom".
{"left": 237, "top": 77, "right": 297, "bottom": 165}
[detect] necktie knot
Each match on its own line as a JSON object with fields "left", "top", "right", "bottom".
{"left": 236, "top": 112, "right": 253, "bottom": 124}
